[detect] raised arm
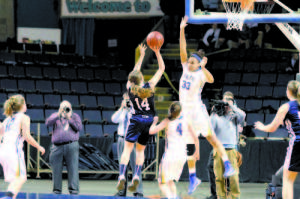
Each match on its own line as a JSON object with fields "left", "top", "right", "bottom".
{"left": 133, "top": 44, "right": 147, "bottom": 72}
{"left": 126, "top": 44, "right": 147, "bottom": 90}
{"left": 149, "top": 49, "right": 165, "bottom": 89}
{"left": 254, "top": 103, "right": 289, "bottom": 132}
{"left": 21, "top": 114, "right": 45, "bottom": 155}
{"left": 200, "top": 57, "right": 214, "bottom": 83}
{"left": 180, "top": 16, "right": 188, "bottom": 64}
{"left": 149, "top": 117, "right": 168, "bottom": 135}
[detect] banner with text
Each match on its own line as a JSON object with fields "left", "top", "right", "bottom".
{"left": 61, "top": 0, "right": 164, "bottom": 18}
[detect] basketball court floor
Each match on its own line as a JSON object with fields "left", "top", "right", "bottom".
{"left": 0, "top": 180, "right": 266, "bottom": 198}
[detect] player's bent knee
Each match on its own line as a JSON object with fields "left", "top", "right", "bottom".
{"left": 187, "top": 144, "right": 196, "bottom": 156}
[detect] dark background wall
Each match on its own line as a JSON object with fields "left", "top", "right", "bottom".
{"left": 16, "top": 0, "right": 59, "bottom": 28}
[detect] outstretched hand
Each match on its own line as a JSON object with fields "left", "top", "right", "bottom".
{"left": 139, "top": 44, "right": 147, "bottom": 56}
{"left": 254, "top": 121, "right": 265, "bottom": 131}
{"left": 180, "top": 16, "right": 188, "bottom": 29}
{"left": 200, "top": 57, "right": 208, "bottom": 68}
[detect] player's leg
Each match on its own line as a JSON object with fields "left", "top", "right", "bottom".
{"left": 1, "top": 152, "right": 27, "bottom": 199}
{"left": 130, "top": 144, "right": 143, "bottom": 196}
{"left": 118, "top": 141, "right": 135, "bottom": 190}
{"left": 168, "top": 180, "right": 177, "bottom": 198}
{"left": 282, "top": 169, "right": 298, "bottom": 199}
{"left": 128, "top": 117, "right": 153, "bottom": 192}
{"left": 206, "top": 133, "right": 235, "bottom": 177}
{"left": 186, "top": 142, "right": 201, "bottom": 195}
{"left": 128, "top": 142, "right": 146, "bottom": 192}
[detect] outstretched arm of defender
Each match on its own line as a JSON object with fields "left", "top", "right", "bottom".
{"left": 254, "top": 104, "right": 288, "bottom": 132}
{"left": 180, "top": 16, "right": 188, "bottom": 64}
{"left": 149, "top": 49, "right": 165, "bottom": 89}
{"left": 149, "top": 117, "right": 168, "bottom": 135}
{"left": 21, "top": 115, "right": 45, "bottom": 155}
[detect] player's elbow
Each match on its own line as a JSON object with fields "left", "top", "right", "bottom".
{"left": 207, "top": 78, "right": 214, "bottom": 84}
{"left": 149, "top": 128, "right": 157, "bottom": 135}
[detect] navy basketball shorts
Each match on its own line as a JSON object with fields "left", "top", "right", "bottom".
{"left": 125, "top": 115, "right": 154, "bottom": 146}
{"left": 285, "top": 141, "right": 300, "bottom": 172}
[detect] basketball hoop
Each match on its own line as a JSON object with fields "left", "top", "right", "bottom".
{"left": 222, "top": 0, "right": 275, "bottom": 30}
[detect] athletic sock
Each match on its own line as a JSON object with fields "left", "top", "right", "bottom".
{"left": 135, "top": 165, "right": 142, "bottom": 176}
{"left": 119, "top": 164, "right": 127, "bottom": 176}
{"left": 189, "top": 172, "right": 196, "bottom": 182}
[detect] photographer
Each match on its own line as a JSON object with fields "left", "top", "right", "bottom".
{"left": 112, "top": 93, "right": 143, "bottom": 197}
{"left": 210, "top": 92, "right": 246, "bottom": 199}
{"left": 46, "top": 100, "right": 82, "bottom": 195}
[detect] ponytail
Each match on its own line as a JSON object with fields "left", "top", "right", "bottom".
{"left": 3, "top": 94, "right": 25, "bottom": 117}
{"left": 131, "top": 84, "right": 154, "bottom": 99}
{"left": 3, "top": 99, "right": 13, "bottom": 117}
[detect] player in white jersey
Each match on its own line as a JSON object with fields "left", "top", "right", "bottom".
{"left": 180, "top": 16, "right": 236, "bottom": 195}
{"left": 0, "top": 95, "right": 45, "bottom": 199}
{"left": 149, "top": 102, "right": 199, "bottom": 199}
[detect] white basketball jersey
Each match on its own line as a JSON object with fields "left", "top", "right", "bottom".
{"left": 165, "top": 116, "right": 187, "bottom": 154}
{"left": 1, "top": 112, "right": 24, "bottom": 148}
{"left": 179, "top": 63, "right": 207, "bottom": 105}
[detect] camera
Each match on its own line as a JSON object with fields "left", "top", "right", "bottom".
{"left": 211, "top": 99, "right": 229, "bottom": 116}
{"left": 63, "top": 107, "right": 71, "bottom": 113}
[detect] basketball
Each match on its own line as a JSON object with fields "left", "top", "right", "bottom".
{"left": 146, "top": 31, "right": 164, "bottom": 50}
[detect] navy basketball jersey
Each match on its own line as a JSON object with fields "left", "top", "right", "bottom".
{"left": 286, "top": 100, "right": 300, "bottom": 141}
{"left": 128, "top": 82, "right": 156, "bottom": 117}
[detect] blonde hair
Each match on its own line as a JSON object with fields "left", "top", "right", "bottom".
{"left": 128, "top": 70, "right": 154, "bottom": 99}
{"left": 168, "top": 101, "right": 182, "bottom": 120}
{"left": 4, "top": 94, "right": 25, "bottom": 117}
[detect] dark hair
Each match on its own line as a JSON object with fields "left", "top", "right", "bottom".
{"left": 168, "top": 101, "right": 182, "bottom": 120}
{"left": 190, "top": 51, "right": 204, "bottom": 63}
{"left": 128, "top": 70, "right": 154, "bottom": 99}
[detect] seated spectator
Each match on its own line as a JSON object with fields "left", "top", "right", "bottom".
{"left": 227, "top": 29, "right": 239, "bottom": 49}
{"left": 238, "top": 25, "right": 251, "bottom": 49}
{"left": 262, "top": 24, "right": 276, "bottom": 48}
{"left": 216, "top": 24, "right": 228, "bottom": 49}
{"left": 247, "top": 23, "right": 259, "bottom": 48}
{"left": 286, "top": 53, "right": 299, "bottom": 72}
{"left": 198, "top": 24, "right": 221, "bottom": 51}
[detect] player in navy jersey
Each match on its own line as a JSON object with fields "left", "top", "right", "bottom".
{"left": 117, "top": 44, "right": 165, "bottom": 193}
{"left": 255, "top": 80, "right": 300, "bottom": 199}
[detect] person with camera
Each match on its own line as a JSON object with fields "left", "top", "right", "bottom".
{"left": 210, "top": 91, "right": 246, "bottom": 199}
{"left": 46, "top": 100, "right": 82, "bottom": 195}
{"left": 112, "top": 92, "right": 143, "bottom": 197}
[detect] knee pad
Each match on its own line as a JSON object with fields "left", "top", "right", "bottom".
{"left": 187, "top": 144, "right": 196, "bottom": 156}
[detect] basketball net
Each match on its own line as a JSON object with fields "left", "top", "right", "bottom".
{"left": 222, "top": 0, "right": 275, "bottom": 30}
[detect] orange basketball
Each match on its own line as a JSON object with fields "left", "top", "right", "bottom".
{"left": 146, "top": 31, "right": 164, "bottom": 50}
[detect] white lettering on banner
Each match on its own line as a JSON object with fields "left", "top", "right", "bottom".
{"left": 61, "top": 0, "right": 164, "bottom": 18}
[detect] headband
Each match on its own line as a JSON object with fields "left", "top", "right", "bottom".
{"left": 191, "top": 53, "right": 202, "bottom": 63}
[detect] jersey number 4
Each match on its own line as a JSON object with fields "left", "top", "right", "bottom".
{"left": 182, "top": 80, "right": 191, "bottom": 90}
{"left": 135, "top": 98, "right": 150, "bottom": 111}
{"left": 176, "top": 123, "right": 182, "bottom": 136}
